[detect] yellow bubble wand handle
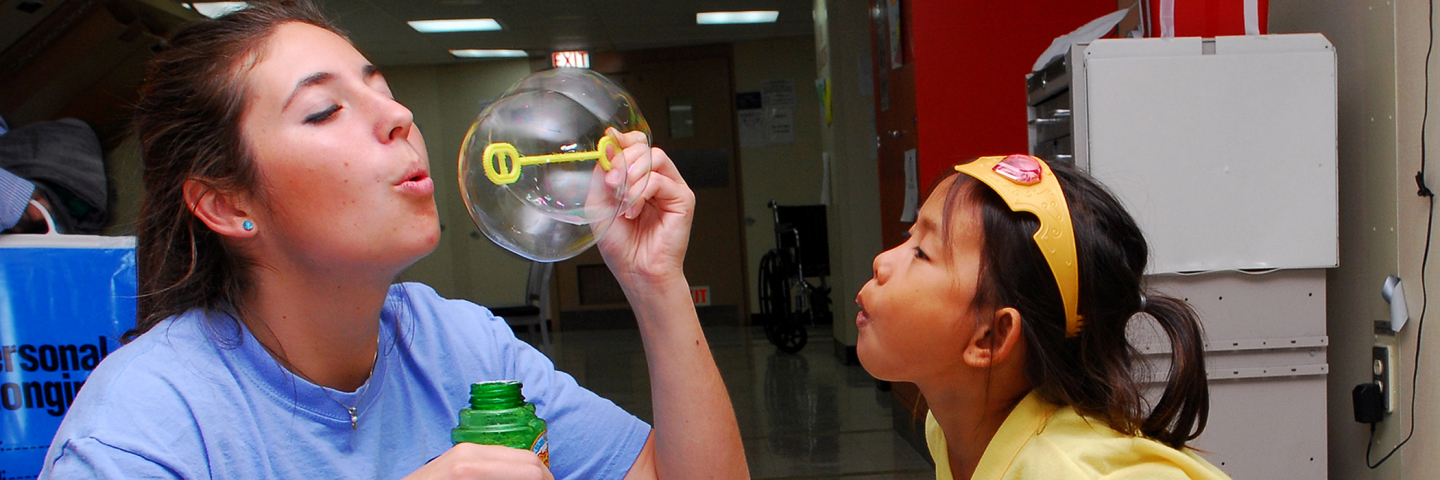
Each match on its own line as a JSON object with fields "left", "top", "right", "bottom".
{"left": 482, "top": 136, "right": 617, "bottom": 185}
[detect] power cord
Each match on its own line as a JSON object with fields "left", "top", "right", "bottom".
{"left": 1368, "top": 191, "right": 1433, "bottom": 468}
{"left": 1367, "top": 0, "right": 1437, "bottom": 468}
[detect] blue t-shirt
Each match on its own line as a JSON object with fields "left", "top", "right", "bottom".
{"left": 40, "top": 283, "right": 650, "bottom": 479}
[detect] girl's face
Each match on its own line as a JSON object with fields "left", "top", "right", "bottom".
{"left": 239, "top": 22, "right": 438, "bottom": 277}
{"left": 856, "top": 177, "right": 986, "bottom": 382}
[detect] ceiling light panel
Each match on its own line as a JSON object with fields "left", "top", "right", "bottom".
{"left": 409, "top": 18, "right": 503, "bottom": 33}
{"left": 450, "top": 49, "right": 529, "bottom": 58}
{"left": 696, "top": 11, "right": 780, "bottom": 25}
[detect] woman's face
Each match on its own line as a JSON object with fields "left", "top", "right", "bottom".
{"left": 239, "top": 22, "right": 438, "bottom": 277}
{"left": 855, "top": 177, "right": 986, "bottom": 383}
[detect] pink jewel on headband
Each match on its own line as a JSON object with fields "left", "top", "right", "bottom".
{"left": 992, "top": 154, "right": 1043, "bottom": 186}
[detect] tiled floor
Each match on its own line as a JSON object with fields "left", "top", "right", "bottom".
{"left": 535, "top": 324, "right": 934, "bottom": 479}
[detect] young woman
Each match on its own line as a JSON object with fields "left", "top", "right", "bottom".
{"left": 40, "top": 2, "right": 745, "bottom": 479}
{"left": 856, "top": 154, "right": 1231, "bottom": 479}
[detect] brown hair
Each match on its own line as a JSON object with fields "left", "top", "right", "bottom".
{"left": 943, "top": 160, "right": 1209, "bottom": 449}
{"left": 127, "top": 1, "right": 341, "bottom": 341}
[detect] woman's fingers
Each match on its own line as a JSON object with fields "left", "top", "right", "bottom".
{"left": 642, "top": 146, "right": 683, "bottom": 185}
{"left": 618, "top": 143, "right": 651, "bottom": 191}
{"left": 604, "top": 128, "right": 683, "bottom": 185}
{"left": 599, "top": 129, "right": 690, "bottom": 221}
{"left": 622, "top": 169, "right": 693, "bottom": 219}
{"left": 607, "top": 127, "right": 649, "bottom": 149}
{"left": 407, "top": 444, "right": 554, "bottom": 480}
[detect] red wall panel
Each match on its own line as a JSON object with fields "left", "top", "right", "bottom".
{"left": 909, "top": 1, "right": 1116, "bottom": 192}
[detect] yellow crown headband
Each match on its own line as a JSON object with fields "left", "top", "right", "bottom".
{"left": 954, "top": 154, "right": 1083, "bottom": 337}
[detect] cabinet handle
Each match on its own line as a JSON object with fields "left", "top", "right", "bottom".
{"left": 1028, "top": 117, "right": 1066, "bottom": 125}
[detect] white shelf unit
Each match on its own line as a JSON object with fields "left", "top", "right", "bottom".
{"left": 1028, "top": 34, "right": 1337, "bottom": 479}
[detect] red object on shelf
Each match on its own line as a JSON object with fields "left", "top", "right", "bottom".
{"left": 1147, "top": 0, "right": 1269, "bottom": 38}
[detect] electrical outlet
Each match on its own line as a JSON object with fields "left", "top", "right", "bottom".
{"left": 1374, "top": 344, "right": 1398, "bottom": 413}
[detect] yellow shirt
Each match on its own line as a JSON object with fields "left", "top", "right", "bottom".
{"left": 926, "top": 392, "right": 1232, "bottom": 480}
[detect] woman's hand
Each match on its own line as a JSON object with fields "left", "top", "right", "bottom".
{"left": 595, "top": 129, "right": 695, "bottom": 291}
{"left": 404, "top": 444, "right": 554, "bottom": 480}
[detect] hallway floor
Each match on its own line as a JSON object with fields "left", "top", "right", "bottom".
{"left": 540, "top": 324, "right": 934, "bottom": 479}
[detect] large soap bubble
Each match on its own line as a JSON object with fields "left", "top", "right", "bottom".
{"left": 459, "top": 68, "right": 651, "bottom": 262}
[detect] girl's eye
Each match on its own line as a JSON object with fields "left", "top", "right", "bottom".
{"left": 304, "top": 105, "right": 341, "bottom": 124}
{"left": 913, "top": 247, "right": 930, "bottom": 261}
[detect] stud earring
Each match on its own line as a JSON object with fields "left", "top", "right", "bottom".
{"left": 242, "top": 220, "right": 254, "bottom": 231}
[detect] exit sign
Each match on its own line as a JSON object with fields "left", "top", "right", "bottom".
{"left": 690, "top": 286, "right": 711, "bottom": 306}
{"left": 552, "top": 50, "right": 590, "bottom": 68}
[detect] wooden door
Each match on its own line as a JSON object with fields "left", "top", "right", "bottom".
{"left": 872, "top": 0, "right": 919, "bottom": 251}
{"left": 551, "top": 46, "right": 749, "bottom": 327}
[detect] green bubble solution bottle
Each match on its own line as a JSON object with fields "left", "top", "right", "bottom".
{"left": 451, "top": 380, "right": 550, "bottom": 467}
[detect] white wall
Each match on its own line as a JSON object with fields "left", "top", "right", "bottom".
{"left": 1270, "top": 0, "right": 1432, "bottom": 478}
{"left": 1396, "top": 2, "right": 1440, "bottom": 476}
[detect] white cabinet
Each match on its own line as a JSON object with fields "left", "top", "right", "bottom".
{"left": 1029, "top": 34, "right": 1337, "bottom": 479}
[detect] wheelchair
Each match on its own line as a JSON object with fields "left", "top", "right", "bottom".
{"left": 756, "top": 201, "right": 832, "bottom": 354}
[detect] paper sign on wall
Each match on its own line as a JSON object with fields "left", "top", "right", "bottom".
{"left": 767, "top": 108, "right": 795, "bottom": 145}
{"left": 739, "top": 110, "right": 766, "bottom": 147}
{"left": 901, "top": 148, "right": 918, "bottom": 222}
{"left": 888, "top": 0, "right": 903, "bottom": 70}
{"left": 762, "top": 79, "right": 797, "bottom": 108}
{"left": 736, "top": 82, "right": 797, "bottom": 147}
{"left": 737, "top": 91, "right": 766, "bottom": 147}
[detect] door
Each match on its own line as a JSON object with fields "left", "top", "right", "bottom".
{"left": 870, "top": 0, "right": 928, "bottom": 448}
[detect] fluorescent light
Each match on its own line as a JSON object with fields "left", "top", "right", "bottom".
{"left": 188, "top": 2, "right": 248, "bottom": 19}
{"left": 409, "top": 18, "right": 502, "bottom": 33}
{"left": 450, "top": 49, "right": 528, "bottom": 58}
{"left": 696, "top": 11, "right": 779, "bottom": 25}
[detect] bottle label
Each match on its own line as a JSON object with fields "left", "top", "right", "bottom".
{"left": 532, "top": 430, "right": 550, "bottom": 467}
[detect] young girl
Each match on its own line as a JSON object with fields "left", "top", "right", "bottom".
{"left": 856, "top": 154, "right": 1231, "bottom": 479}
{"left": 40, "top": 2, "right": 745, "bottom": 479}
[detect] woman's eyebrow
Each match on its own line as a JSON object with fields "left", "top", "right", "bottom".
{"left": 283, "top": 71, "right": 334, "bottom": 110}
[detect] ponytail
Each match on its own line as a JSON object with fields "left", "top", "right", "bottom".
{"left": 947, "top": 160, "right": 1211, "bottom": 451}
{"left": 1137, "top": 293, "right": 1209, "bottom": 448}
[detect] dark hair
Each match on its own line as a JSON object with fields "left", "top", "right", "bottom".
{"left": 127, "top": 1, "right": 341, "bottom": 341}
{"left": 943, "top": 160, "right": 1209, "bottom": 449}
